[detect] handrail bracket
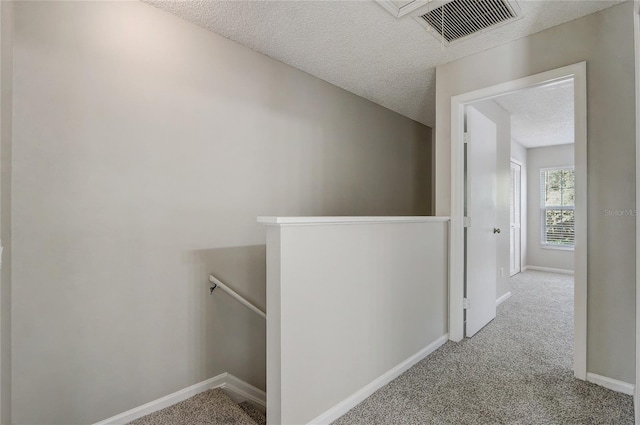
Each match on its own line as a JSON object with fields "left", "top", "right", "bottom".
{"left": 208, "top": 274, "right": 267, "bottom": 320}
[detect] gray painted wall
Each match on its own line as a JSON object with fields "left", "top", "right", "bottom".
{"left": 526, "top": 144, "right": 575, "bottom": 271}
{"left": 511, "top": 140, "right": 527, "bottom": 270}
{"left": 469, "top": 100, "right": 511, "bottom": 299}
{"left": 435, "top": 1, "right": 636, "bottom": 383}
{"left": 0, "top": 2, "right": 12, "bottom": 424}
{"left": 11, "top": 2, "right": 432, "bottom": 424}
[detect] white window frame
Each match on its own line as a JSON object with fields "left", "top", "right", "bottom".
{"left": 540, "top": 166, "right": 575, "bottom": 250}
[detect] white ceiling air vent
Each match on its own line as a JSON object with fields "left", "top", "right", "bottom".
{"left": 416, "top": 0, "right": 522, "bottom": 45}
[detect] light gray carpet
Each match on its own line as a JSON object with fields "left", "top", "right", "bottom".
{"left": 332, "top": 271, "right": 634, "bottom": 425}
{"left": 127, "top": 389, "right": 258, "bottom": 425}
{"left": 238, "top": 401, "right": 267, "bottom": 425}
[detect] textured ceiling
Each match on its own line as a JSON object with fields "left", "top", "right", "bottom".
{"left": 145, "top": 0, "right": 623, "bottom": 127}
{"left": 493, "top": 79, "right": 574, "bottom": 148}
{"left": 391, "top": 0, "right": 416, "bottom": 8}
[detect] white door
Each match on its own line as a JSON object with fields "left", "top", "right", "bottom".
{"left": 510, "top": 161, "right": 522, "bottom": 276}
{"left": 465, "top": 106, "right": 498, "bottom": 337}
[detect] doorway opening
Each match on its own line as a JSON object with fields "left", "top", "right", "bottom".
{"left": 449, "top": 62, "right": 587, "bottom": 380}
{"left": 463, "top": 82, "right": 575, "bottom": 342}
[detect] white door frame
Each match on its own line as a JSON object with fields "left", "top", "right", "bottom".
{"left": 449, "top": 62, "right": 588, "bottom": 380}
{"left": 509, "top": 158, "right": 523, "bottom": 276}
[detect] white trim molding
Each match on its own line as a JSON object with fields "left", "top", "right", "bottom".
{"left": 92, "top": 373, "right": 266, "bottom": 425}
{"left": 587, "top": 373, "right": 635, "bottom": 396}
{"left": 523, "top": 265, "right": 575, "bottom": 275}
{"left": 375, "top": 0, "right": 428, "bottom": 18}
{"left": 449, "top": 62, "right": 588, "bottom": 381}
{"left": 257, "top": 216, "right": 450, "bottom": 226}
{"left": 307, "top": 334, "right": 448, "bottom": 425}
{"left": 221, "top": 373, "right": 267, "bottom": 408}
{"left": 496, "top": 291, "right": 512, "bottom": 306}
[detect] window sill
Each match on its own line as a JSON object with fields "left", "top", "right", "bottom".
{"left": 541, "top": 244, "right": 574, "bottom": 251}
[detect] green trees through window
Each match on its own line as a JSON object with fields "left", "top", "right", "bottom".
{"left": 541, "top": 168, "right": 575, "bottom": 247}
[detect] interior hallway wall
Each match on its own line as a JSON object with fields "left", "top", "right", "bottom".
{"left": 11, "top": 2, "right": 432, "bottom": 424}
{"left": 435, "top": 1, "right": 636, "bottom": 383}
{"left": 526, "top": 144, "right": 575, "bottom": 272}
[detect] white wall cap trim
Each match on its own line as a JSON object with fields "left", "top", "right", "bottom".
{"left": 257, "top": 216, "right": 450, "bottom": 226}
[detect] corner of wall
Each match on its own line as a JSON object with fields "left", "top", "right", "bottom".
{"left": 429, "top": 125, "right": 436, "bottom": 216}
{"left": 414, "top": 124, "right": 434, "bottom": 215}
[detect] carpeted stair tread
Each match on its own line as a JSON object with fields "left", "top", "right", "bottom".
{"left": 238, "top": 401, "right": 266, "bottom": 425}
{"left": 127, "top": 388, "right": 258, "bottom": 425}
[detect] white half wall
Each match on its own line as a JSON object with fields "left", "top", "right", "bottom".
{"left": 526, "top": 144, "right": 575, "bottom": 271}
{"left": 261, "top": 217, "right": 449, "bottom": 425}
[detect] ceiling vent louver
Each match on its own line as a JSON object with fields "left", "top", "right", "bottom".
{"left": 418, "top": 0, "right": 521, "bottom": 44}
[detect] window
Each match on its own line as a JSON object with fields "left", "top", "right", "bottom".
{"left": 540, "top": 167, "right": 575, "bottom": 249}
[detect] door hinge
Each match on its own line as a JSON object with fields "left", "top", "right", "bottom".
{"left": 464, "top": 217, "right": 471, "bottom": 228}
{"left": 463, "top": 298, "right": 470, "bottom": 309}
{"left": 463, "top": 132, "right": 470, "bottom": 144}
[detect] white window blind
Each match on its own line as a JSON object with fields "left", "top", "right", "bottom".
{"left": 540, "top": 167, "right": 575, "bottom": 248}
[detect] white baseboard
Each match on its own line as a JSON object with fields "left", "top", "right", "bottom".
{"left": 496, "top": 291, "right": 512, "bottom": 306}
{"left": 523, "top": 265, "right": 574, "bottom": 275}
{"left": 222, "top": 373, "right": 267, "bottom": 409}
{"left": 308, "top": 334, "right": 449, "bottom": 425}
{"left": 586, "top": 373, "right": 635, "bottom": 395}
{"left": 93, "top": 372, "right": 266, "bottom": 425}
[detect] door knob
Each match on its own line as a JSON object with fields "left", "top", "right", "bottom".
{"left": 493, "top": 228, "right": 501, "bottom": 234}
